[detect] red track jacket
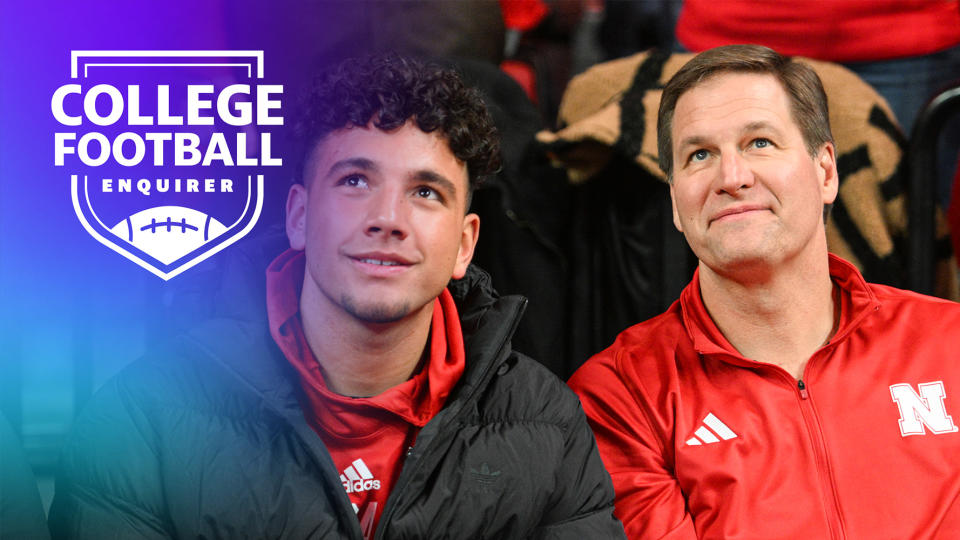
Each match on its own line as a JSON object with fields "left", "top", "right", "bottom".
{"left": 570, "top": 255, "right": 960, "bottom": 539}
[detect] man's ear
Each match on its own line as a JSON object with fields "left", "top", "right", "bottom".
{"left": 670, "top": 183, "right": 684, "bottom": 233}
{"left": 285, "top": 183, "right": 308, "bottom": 251}
{"left": 818, "top": 142, "right": 839, "bottom": 205}
{"left": 452, "top": 213, "right": 480, "bottom": 280}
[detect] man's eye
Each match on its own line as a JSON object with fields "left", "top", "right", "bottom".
{"left": 753, "top": 138, "right": 771, "bottom": 149}
{"left": 338, "top": 174, "right": 368, "bottom": 188}
{"left": 690, "top": 149, "right": 709, "bottom": 162}
{"left": 415, "top": 186, "right": 440, "bottom": 200}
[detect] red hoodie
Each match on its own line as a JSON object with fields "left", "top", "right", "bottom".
{"left": 571, "top": 255, "right": 960, "bottom": 539}
{"left": 266, "top": 249, "right": 465, "bottom": 539}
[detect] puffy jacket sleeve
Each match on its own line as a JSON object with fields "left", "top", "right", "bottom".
{"left": 48, "top": 372, "right": 173, "bottom": 539}
{"left": 530, "top": 367, "right": 627, "bottom": 539}
{"left": 568, "top": 348, "right": 697, "bottom": 540}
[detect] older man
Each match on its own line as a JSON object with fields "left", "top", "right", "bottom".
{"left": 570, "top": 44, "right": 960, "bottom": 539}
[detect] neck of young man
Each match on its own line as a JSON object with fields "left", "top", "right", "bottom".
{"left": 298, "top": 284, "right": 434, "bottom": 398}
{"left": 698, "top": 244, "right": 838, "bottom": 380}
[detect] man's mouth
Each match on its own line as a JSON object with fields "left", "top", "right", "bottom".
{"left": 709, "top": 205, "right": 769, "bottom": 225}
{"left": 347, "top": 252, "right": 416, "bottom": 269}
{"left": 357, "top": 258, "right": 403, "bottom": 266}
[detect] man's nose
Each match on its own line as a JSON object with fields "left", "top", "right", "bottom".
{"left": 363, "top": 187, "right": 410, "bottom": 240}
{"left": 716, "top": 150, "right": 756, "bottom": 194}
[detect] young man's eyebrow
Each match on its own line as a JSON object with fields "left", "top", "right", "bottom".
{"left": 326, "top": 157, "right": 378, "bottom": 177}
{"left": 411, "top": 170, "right": 458, "bottom": 196}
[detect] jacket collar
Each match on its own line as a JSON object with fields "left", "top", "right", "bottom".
{"left": 680, "top": 253, "right": 881, "bottom": 361}
{"left": 185, "top": 232, "right": 525, "bottom": 415}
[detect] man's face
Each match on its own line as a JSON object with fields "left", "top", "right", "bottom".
{"left": 669, "top": 72, "right": 838, "bottom": 275}
{"left": 286, "top": 121, "right": 479, "bottom": 324}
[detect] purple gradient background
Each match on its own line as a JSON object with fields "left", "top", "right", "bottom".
{"left": 1, "top": 2, "right": 508, "bottom": 479}
{"left": 0, "top": 1, "right": 335, "bottom": 445}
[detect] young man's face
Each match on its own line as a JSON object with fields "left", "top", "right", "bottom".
{"left": 286, "top": 121, "right": 479, "bottom": 324}
{"left": 668, "top": 72, "right": 838, "bottom": 275}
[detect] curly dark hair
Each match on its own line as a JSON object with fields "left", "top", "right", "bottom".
{"left": 293, "top": 53, "right": 501, "bottom": 198}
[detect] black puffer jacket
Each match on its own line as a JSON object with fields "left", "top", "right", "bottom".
{"left": 48, "top": 262, "right": 625, "bottom": 539}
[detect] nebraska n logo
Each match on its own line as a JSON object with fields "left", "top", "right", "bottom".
{"left": 890, "top": 381, "right": 958, "bottom": 436}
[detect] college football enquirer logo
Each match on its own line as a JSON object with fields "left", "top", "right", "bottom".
{"left": 53, "top": 51, "right": 282, "bottom": 279}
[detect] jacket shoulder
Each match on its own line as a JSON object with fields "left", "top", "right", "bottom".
{"left": 120, "top": 319, "right": 281, "bottom": 416}
{"left": 51, "top": 321, "right": 284, "bottom": 502}
{"left": 477, "top": 352, "right": 586, "bottom": 431}
{"left": 570, "top": 305, "right": 688, "bottom": 396}
{"left": 864, "top": 283, "right": 960, "bottom": 331}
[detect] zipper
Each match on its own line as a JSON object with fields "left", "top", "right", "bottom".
{"left": 372, "top": 297, "right": 527, "bottom": 540}
{"left": 793, "top": 376, "right": 845, "bottom": 539}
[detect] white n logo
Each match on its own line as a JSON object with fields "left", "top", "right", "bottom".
{"left": 889, "top": 381, "right": 958, "bottom": 436}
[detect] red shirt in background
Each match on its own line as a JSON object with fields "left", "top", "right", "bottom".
{"left": 266, "top": 249, "right": 465, "bottom": 539}
{"left": 677, "top": 0, "right": 960, "bottom": 63}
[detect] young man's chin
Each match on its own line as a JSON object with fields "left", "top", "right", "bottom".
{"left": 341, "top": 295, "right": 415, "bottom": 325}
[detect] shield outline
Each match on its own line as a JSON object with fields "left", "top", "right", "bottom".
{"left": 71, "top": 174, "right": 264, "bottom": 280}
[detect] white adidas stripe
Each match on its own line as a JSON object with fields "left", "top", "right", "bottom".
{"left": 686, "top": 413, "right": 738, "bottom": 445}
{"left": 693, "top": 426, "right": 719, "bottom": 443}
{"left": 342, "top": 458, "right": 375, "bottom": 483}
{"left": 352, "top": 458, "right": 374, "bottom": 480}
{"left": 344, "top": 466, "right": 361, "bottom": 482}
{"left": 704, "top": 413, "right": 737, "bottom": 439}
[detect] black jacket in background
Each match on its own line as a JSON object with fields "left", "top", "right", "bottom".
{"left": 47, "top": 252, "right": 624, "bottom": 539}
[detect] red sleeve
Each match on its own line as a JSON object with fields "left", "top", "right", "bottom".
{"left": 569, "top": 348, "right": 697, "bottom": 540}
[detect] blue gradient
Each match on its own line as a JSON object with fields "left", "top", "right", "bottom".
{"left": 0, "top": 0, "right": 318, "bottom": 472}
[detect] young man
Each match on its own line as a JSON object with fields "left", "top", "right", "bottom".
{"left": 569, "top": 44, "right": 960, "bottom": 539}
{"left": 49, "top": 55, "right": 624, "bottom": 539}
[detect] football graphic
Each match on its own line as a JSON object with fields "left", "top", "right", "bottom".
{"left": 110, "top": 205, "right": 228, "bottom": 265}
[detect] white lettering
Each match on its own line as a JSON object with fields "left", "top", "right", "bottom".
{"left": 235, "top": 132, "right": 257, "bottom": 166}
{"left": 202, "top": 133, "right": 234, "bottom": 166}
{"left": 157, "top": 85, "right": 184, "bottom": 125}
{"left": 84, "top": 84, "right": 124, "bottom": 126}
{"left": 78, "top": 132, "right": 111, "bottom": 166}
{"left": 187, "top": 85, "right": 215, "bottom": 126}
{"left": 109, "top": 177, "right": 233, "bottom": 194}
{"left": 219, "top": 84, "right": 252, "bottom": 126}
{"left": 112, "top": 132, "right": 145, "bottom": 167}
{"left": 127, "top": 85, "right": 154, "bottom": 125}
{"left": 175, "top": 133, "right": 201, "bottom": 165}
{"left": 51, "top": 84, "right": 82, "bottom": 126}
{"left": 144, "top": 132, "right": 171, "bottom": 165}
{"left": 257, "top": 85, "right": 283, "bottom": 125}
{"left": 890, "top": 381, "right": 959, "bottom": 436}
{"left": 260, "top": 132, "right": 281, "bottom": 166}
{"left": 54, "top": 132, "right": 76, "bottom": 165}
